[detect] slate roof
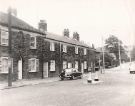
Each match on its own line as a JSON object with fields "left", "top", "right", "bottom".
{"left": 0, "top": 12, "right": 92, "bottom": 48}
{"left": 46, "top": 32, "right": 90, "bottom": 48}
{"left": 0, "top": 12, "right": 43, "bottom": 34}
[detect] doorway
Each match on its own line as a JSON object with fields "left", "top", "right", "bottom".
{"left": 18, "top": 59, "right": 22, "bottom": 79}
{"left": 43, "top": 62, "right": 48, "bottom": 78}
{"left": 81, "top": 63, "right": 84, "bottom": 73}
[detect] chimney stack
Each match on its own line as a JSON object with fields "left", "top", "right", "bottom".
{"left": 63, "top": 29, "right": 69, "bottom": 37}
{"left": 38, "top": 20, "right": 47, "bottom": 32}
{"left": 73, "top": 32, "right": 80, "bottom": 41}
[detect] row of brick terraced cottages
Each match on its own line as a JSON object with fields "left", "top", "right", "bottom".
{"left": 0, "top": 12, "right": 97, "bottom": 81}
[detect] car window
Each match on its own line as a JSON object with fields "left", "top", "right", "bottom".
{"left": 65, "top": 69, "right": 72, "bottom": 73}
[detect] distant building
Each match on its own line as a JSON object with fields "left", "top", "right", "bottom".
{"left": 0, "top": 12, "right": 97, "bottom": 81}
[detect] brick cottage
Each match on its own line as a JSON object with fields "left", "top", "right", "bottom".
{"left": 0, "top": 12, "right": 97, "bottom": 81}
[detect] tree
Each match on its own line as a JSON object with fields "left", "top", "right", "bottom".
{"left": 131, "top": 46, "right": 135, "bottom": 61}
{"left": 105, "top": 35, "right": 128, "bottom": 64}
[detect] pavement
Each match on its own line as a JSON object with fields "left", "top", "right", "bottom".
{"left": 0, "top": 77, "right": 59, "bottom": 90}
{"left": 0, "top": 73, "right": 100, "bottom": 90}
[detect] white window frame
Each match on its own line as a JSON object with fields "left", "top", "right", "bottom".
{"left": 0, "top": 57, "right": 9, "bottom": 73}
{"left": 28, "top": 58, "right": 39, "bottom": 72}
{"left": 50, "top": 42, "right": 55, "bottom": 51}
{"left": 63, "top": 45, "right": 67, "bottom": 53}
{"left": 63, "top": 61, "right": 67, "bottom": 69}
{"left": 75, "top": 61, "right": 78, "bottom": 69}
{"left": 0, "top": 29, "right": 9, "bottom": 46}
{"left": 30, "top": 35, "right": 37, "bottom": 49}
{"left": 75, "top": 46, "right": 78, "bottom": 54}
{"left": 84, "top": 48, "right": 87, "bottom": 55}
{"left": 84, "top": 61, "right": 87, "bottom": 69}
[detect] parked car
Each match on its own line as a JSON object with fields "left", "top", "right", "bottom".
{"left": 59, "top": 68, "right": 82, "bottom": 80}
{"left": 129, "top": 62, "right": 135, "bottom": 74}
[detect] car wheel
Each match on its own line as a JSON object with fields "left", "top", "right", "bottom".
{"left": 61, "top": 77, "right": 64, "bottom": 80}
{"left": 80, "top": 75, "right": 83, "bottom": 79}
{"left": 72, "top": 75, "right": 75, "bottom": 80}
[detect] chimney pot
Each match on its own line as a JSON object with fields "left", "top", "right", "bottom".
{"left": 63, "top": 28, "right": 69, "bottom": 37}
{"left": 38, "top": 20, "right": 47, "bottom": 32}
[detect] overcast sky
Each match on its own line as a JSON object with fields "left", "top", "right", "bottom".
{"left": 0, "top": 0, "right": 135, "bottom": 47}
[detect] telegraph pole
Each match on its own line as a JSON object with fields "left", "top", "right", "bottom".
{"left": 8, "top": 7, "right": 12, "bottom": 86}
{"left": 102, "top": 36, "right": 105, "bottom": 73}
{"left": 118, "top": 40, "right": 121, "bottom": 68}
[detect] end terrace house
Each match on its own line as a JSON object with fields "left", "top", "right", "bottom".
{"left": 0, "top": 12, "right": 96, "bottom": 81}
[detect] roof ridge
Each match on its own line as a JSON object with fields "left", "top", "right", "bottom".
{"left": 0, "top": 12, "right": 43, "bottom": 34}
{"left": 46, "top": 31, "right": 89, "bottom": 47}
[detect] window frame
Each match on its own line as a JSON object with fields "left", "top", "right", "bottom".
{"left": 50, "top": 42, "right": 55, "bottom": 51}
{"left": 75, "top": 46, "right": 78, "bottom": 54}
{"left": 84, "top": 48, "right": 87, "bottom": 55}
{"left": 0, "top": 57, "right": 9, "bottom": 73}
{"left": 63, "top": 45, "right": 67, "bottom": 53}
{"left": 30, "top": 35, "right": 37, "bottom": 49}
{"left": 28, "top": 58, "right": 39, "bottom": 72}
{"left": 0, "top": 29, "right": 9, "bottom": 46}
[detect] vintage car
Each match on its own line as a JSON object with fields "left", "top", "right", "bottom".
{"left": 129, "top": 62, "right": 135, "bottom": 74}
{"left": 59, "top": 68, "right": 82, "bottom": 80}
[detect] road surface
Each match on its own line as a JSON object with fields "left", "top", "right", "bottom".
{"left": 0, "top": 64, "right": 135, "bottom": 106}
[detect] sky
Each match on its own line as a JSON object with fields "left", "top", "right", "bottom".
{"left": 0, "top": 0, "right": 135, "bottom": 48}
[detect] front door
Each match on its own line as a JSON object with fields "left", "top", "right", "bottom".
{"left": 43, "top": 62, "right": 48, "bottom": 78}
{"left": 68, "top": 63, "right": 72, "bottom": 68}
{"left": 18, "top": 59, "right": 22, "bottom": 79}
{"left": 81, "top": 63, "right": 84, "bottom": 73}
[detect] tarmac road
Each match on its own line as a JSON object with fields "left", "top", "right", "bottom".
{"left": 0, "top": 65, "right": 135, "bottom": 106}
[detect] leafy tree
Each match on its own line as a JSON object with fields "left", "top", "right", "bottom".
{"left": 131, "top": 46, "right": 135, "bottom": 61}
{"left": 96, "top": 52, "right": 116, "bottom": 67}
{"left": 105, "top": 35, "right": 127, "bottom": 63}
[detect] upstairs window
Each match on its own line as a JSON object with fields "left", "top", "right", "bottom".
{"left": 28, "top": 58, "right": 39, "bottom": 72}
{"left": 63, "top": 45, "right": 67, "bottom": 53}
{"left": 0, "top": 57, "right": 8, "bottom": 73}
{"left": 30, "top": 36, "right": 37, "bottom": 49}
{"left": 50, "top": 42, "right": 55, "bottom": 51}
{"left": 0, "top": 29, "right": 9, "bottom": 46}
{"left": 50, "top": 60, "right": 55, "bottom": 71}
{"left": 75, "top": 46, "right": 78, "bottom": 54}
{"left": 84, "top": 48, "right": 87, "bottom": 55}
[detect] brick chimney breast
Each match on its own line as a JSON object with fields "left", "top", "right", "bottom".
{"left": 63, "top": 29, "right": 69, "bottom": 37}
{"left": 38, "top": 20, "right": 47, "bottom": 32}
{"left": 73, "top": 32, "right": 80, "bottom": 41}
